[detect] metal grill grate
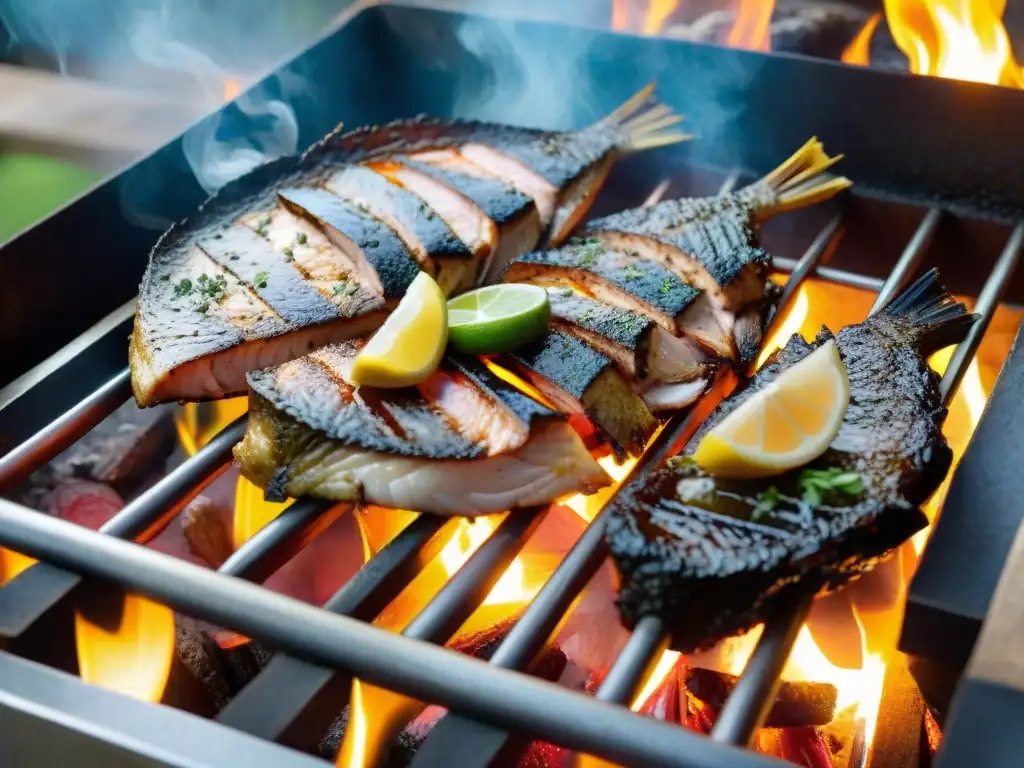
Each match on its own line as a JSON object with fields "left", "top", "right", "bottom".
{"left": 1, "top": 156, "right": 1020, "bottom": 768}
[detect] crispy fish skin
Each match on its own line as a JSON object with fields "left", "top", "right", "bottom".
{"left": 235, "top": 347, "right": 610, "bottom": 515}
{"left": 504, "top": 240, "right": 702, "bottom": 335}
{"left": 605, "top": 270, "right": 976, "bottom": 652}
{"left": 129, "top": 157, "right": 389, "bottom": 407}
{"left": 507, "top": 330, "right": 656, "bottom": 458}
{"left": 132, "top": 87, "right": 688, "bottom": 407}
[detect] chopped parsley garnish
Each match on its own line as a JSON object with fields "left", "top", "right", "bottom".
{"left": 622, "top": 264, "right": 643, "bottom": 281}
{"left": 196, "top": 301, "right": 209, "bottom": 314}
{"left": 752, "top": 486, "right": 781, "bottom": 520}
{"left": 254, "top": 214, "right": 271, "bottom": 237}
{"left": 798, "top": 468, "right": 864, "bottom": 507}
{"left": 660, "top": 277, "right": 674, "bottom": 294}
{"left": 296, "top": 232, "right": 307, "bottom": 245}
{"left": 172, "top": 278, "right": 193, "bottom": 298}
{"left": 254, "top": 271, "right": 269, "bottom": 289}
{"left": 666, "top": 454, "right": 698, "bottom": 470}
{"left": 283, "top": 247, "right": 294, "bottom": 262}
{"left": 195, "top": 273, "right": 228, "bottom": 302}
{"left": 333, "top": 282, "right": 348, "bottom": 295}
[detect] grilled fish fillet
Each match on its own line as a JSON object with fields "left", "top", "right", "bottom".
{"left": 586, "top": 138, "right": 851, "bottom": 364}
{"left": 605, "top": 270, "right": 976, "bottom": 652}
{"left": 131, "top": 86, "right": 688, "bottom": 407}
{"left": 505, "top": 239, "right": 731, "bottom": 357}
{"left": 504, "top": 330, "right": 656, "bottom": 458}
{"left": 545, "top": 288, "right": 710, "bottom": 413}
{"left": 233, "top": 342, "right": 610, "bottom": 516}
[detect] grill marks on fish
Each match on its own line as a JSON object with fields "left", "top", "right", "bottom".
{"left": 506, "top": 330, "right": 656, "bottom": 458}
{"left": 132, "top": 86, "right": 690, "bottom": 408}
{"left": 235, "top": 343, "right": 610, "bottom": 515}
{"left": 605, "top": 270, "right": 975, "bottom": 652}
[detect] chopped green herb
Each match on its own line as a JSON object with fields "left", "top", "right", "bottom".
{"left": 192, "top": 330, "right": 199, "bottom": 337}
{"left": 798, "top": 468, "right": 864, "bottom": 508}
{"left": 333, "top": 282, "right": 348, "bottom": 295}
{"left": 345, "top": 282, "right": 358, "bottom": 296}
{"left": 296, "top": 232, "right": 307, "bottom": 245}
{"left": 254, "top": 271, "right": 269, "bottom": 289}
{"left": 622, "top": 264, "right": 643, "bottom": 281}
{"left": 196, "top": 301, "right": 209, "bottom": 314}
{"left": 283, "top": 247, "right": 294, "bottom": 262}
{"left": 666, "top": 454, "right": 698, "bottom": 470}
{"left": 660, "top": 277, "right": 674, "bottom": 294}
{"left": 752, "top": 486, "right": 781, "bottom": 520}
{"left": 172, "top": 278, "right": 194, "bottom": 298}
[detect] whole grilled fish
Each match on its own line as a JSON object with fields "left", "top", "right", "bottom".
{"left": 605, "top": 270, "right": 976, "bottom": 652}
{"left": 233, "top": 341, "right": 610, "bottom": 516}
{"left": 130, "top": 85, "right": 687, "bottom": 407}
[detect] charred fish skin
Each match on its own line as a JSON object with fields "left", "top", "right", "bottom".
{"left": 277, "top": 187, "right": 422, "bottom": 300}
{"left": 587, "top": 196, "right": 770, "bottom": 293}
{"left": 505, "top": 240, "right": 702, "bottom": 330}
{"left": 507, "top": 330, "right": 656, "bottom": 457}
{"left": 606, "top": 270, "right": 976, "bottom": 652}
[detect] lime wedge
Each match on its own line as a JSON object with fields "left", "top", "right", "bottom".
{"left": 447, "top": 284, "right": 551, "bottom": 354}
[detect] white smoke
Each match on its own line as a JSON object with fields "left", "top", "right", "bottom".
{"left": 0, "top": 0, "right": 319, "bottom": 196}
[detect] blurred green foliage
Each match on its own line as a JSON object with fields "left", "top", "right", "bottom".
{"left": 0, "top": 154, "right": 101, "bottom": 243}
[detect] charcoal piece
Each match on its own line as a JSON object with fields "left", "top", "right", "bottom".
{"left": 181, "top": 495, "right": 234, "bottom": 567}
{"left": 684, "top": 667, "right": 838, "bottom": 728}
{"left": 770, "top": 3, "right": 873, "bottom": 60}
{"left": 175, "top": 623, "right": 273, "bottom": 711}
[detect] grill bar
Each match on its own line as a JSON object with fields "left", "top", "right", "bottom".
{"left": 0, "top": 417, "right": 245, "bottom": 637}
{"left": 217, "top": 512, "right": 450, "bottom": 746}
{"left": 594, "top": 615, "right": 670, "bottom": 705}
{"left": 0, "top": 499, "right": 782, "bottom": 768}
{"left": 870, "top": 209, "right": 944, "bottom": 315}
{"left": 0, "top": 368, "right": 131, "bottom": 492}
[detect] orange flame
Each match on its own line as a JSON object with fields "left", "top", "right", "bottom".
{"left": 842, "top": 13, "right": 883, "bottom": 66}
{"left": 75, "top": 592, "right": 176, "bottom": 702}
{"left": 0, "top": 548, "right": 36, "bottom": 587}
{"left": 727, "top": 0, "right": 775, "bottom": 52}
{"left": 883, "top": 0, "right": 1024, "bottom": 86}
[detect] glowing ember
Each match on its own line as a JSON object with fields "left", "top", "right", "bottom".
{"left": 75, "top": 592, "right": 175, "bottom": 702}
{"left": 757, "top": 280, "right": 810, "bottom": 368}
{"left": 726, "top": 0, "right": 775, "bottom": 52}
{"left": 883, "top": 0, "right": 1024, "bottom": 86}
{"left": 841, "top": 12, "right": 883, "bottom": 66}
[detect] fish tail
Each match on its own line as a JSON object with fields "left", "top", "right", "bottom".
{"left": 738, "top": 137, "right": 853, "bottom": 219}
{"left": 881, "top": 269, "right": 977, "bottom": 356}
{"left": 599, "top": 83, "right": 692, "bottom": 152}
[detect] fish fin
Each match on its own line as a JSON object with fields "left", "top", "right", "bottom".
{"left": 599, "top": 83, "right": 692, "bottom": 152}
{"left": 880, "top": 269, "right": 977, "bottom": 356}
{"left": 738, "top": 137, "right": 853, "bottom": 219}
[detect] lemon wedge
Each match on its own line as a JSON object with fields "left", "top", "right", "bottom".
{"left": 694, "top": 339, "right": 849, "bottom": 478}
{"left": 350, "top": 271, "right": 448, "bottom": 388}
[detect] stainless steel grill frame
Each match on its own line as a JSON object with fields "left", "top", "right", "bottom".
{"left": 1, "top": 5, "right": 1022, "bottom": 767}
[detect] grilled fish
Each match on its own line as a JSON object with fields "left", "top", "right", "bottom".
{"left": 605, "top": 270, "right": 975, "bottom": 652}
{"left": 233, "top": 342, "right": 611, "bottom": 516}
{"left": 585, "top": 138, "right": 851, "bottom": 364}
{"left": 545, "top": 288, "right": 711, "bottom": 413}
{"left": 504, "top": 330, "right": 656, "bottom": 458}
{"left": 130, "top": 86, "right": 687, "bottom": 406}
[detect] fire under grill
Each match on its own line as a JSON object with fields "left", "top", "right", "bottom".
{"left": 2, "top": 5, "right": 1024, "bottom": 768}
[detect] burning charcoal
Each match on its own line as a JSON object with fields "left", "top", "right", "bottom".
{"left": 181, "top": 495, "right": 234, "bottom": 568}
{"left": 684, "top": 666, "right": 838, "bottom": 728}
{"left": 48, "top": 480, "right": 124, "bottom": 527}
{"left": 777, "top": 726, "right": 835, "bottom": 768}
{"left": 175, "top": 623, "right": 273, "bottom": 711}
{"left": 770, "top": 1, "right": 873, "bottom": 60}
{"left": 55, "top": 402, "right": 176, "bottom": 498}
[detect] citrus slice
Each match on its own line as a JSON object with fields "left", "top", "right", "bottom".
{"left": 693, "top": 339, "right": 849, "bottom": 478}
{"left": 446, "top": 283, "right": 550, "bottom": 354}
{"left": 350, "top": 271, "right": 447, "bottom": 388}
